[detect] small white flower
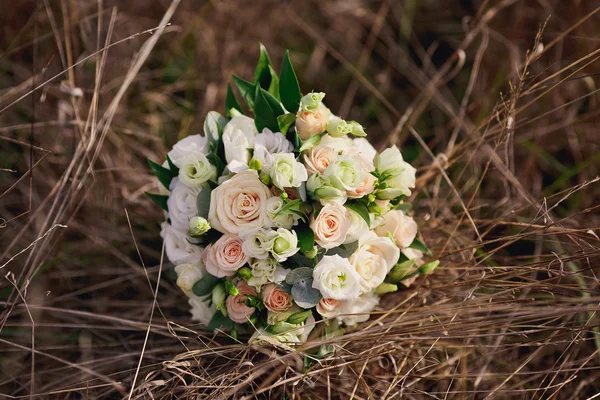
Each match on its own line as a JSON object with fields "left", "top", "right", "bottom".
{"left": 270, "top": 153, "right": 308, "bottom": 189}
{"left": 160, "top": 222, "right": 202, "bottom": 265}
{"left": 375, "top": 145, "right": 416, "bottom": 199}
{"left": 175, "top": 262, "right": 204, "bottom": 296}
{"left": 312, "top": 254, "right": 362, "bottom": 301}
{"left": 271, "top": 228, "right": 300, "bottom": 262}
{"left": 188, "top": 295, "right": 217, "bottom": 325}
{"left": 167, "top": 178, "right": 201, "bottom": 233}
{"left": 248, "top": 258, "right": 290, "bottom": 288}
{"left": 240, "top": 228, "right": 277, "bottom": 260}
{"left": 254, "top": 129, "right": 294, "bottom": 173}
{"left": 166, "top": 135, "right": 209, "bottom": 167}
{"left": 177, "top": 153, "right": 217, "bottom": 188}
{"left": 266, "top": 196, "right": 296, "bottom": 229}
{"left": 222, "top": 115, "right": 257, "bottom": 171}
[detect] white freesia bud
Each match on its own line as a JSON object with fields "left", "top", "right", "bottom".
{"left": 312, "top": 254, "right": 361, "bottom": 301}
{"left": 269, "top": 153, "right": 308, "bottom": 189}
{"left": 374, "top": 210, "right": 418, "bottom": 248}
{"left": 375, "top": 145, "right": 416, "bottom": 199}
{"left": 296, "top": 103, "right": 331, "bottom": 140}
{"left": 175, "top": 262, "right": 204, "bottom": 295}
{"left": 178, "top": 154, "right": 217, "bottom": 188}
{"left": 271, "top": 228, "right": 300, "bottom": 262}
{"left": 326, "top": 117, "right": 353, "bottom": 138}
{"left": 240, "top": 228, "right": 277, "bottom": 260}
{"left": 188, "top": 216, "right": 210, "bottom": 236}
{"left": 323, "top": 155, "right": 366, "bottom": 192}
{"left": 167, "top": 178, "right": 201, "bottom": 233}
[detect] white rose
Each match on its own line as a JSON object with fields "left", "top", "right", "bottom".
{"left": 160, "top": 222, "right": 202, "bottom": 264}
{"left": 310, "top": 203, "right": 351, "bottom": 249}
{"left": 270, "top": 153, "right": 308, "bottom": 189}
{"left": 166, "top": 135, "right": 209, "bottom": 167}
{"left": 353, "top": 138, "right": 377, "bottom": 165}
{"left": 296, "top": 103, "right": 331, "bottom": 140}
{"left": 375, "top": 210, "right": 418, "bottom": 248}
{"left": 222, "top": 115, "right": 257, "bottom": 171}
{"left": 240, "top": 228, "right": 277, "bottom": 260}
{"left": 312, "top": 254, "right": 362, "bottom": 300}
{"left": 375, "top": 145, "right": 416, "bottom": 199}
{"left": 175, "top": 262, "right": 204, "bottom": 296}
{"left": 167, "top": 178, "right": 201, "bottom": 233}
{"left": 323, "top": 155, "right": 366, "bottom": 192}
{"left": 248, "top": 258, "right": 290, "bottom": 288}
{"left": 270, "top": 228, "right": 300, "bottom": 262}
{"left": 253, "top": 129, "right": 294, "bottom": 173}
{"left": 177, "top": 153, "right": 217, "bottom": 188}
{"left": 338, "top": 292, "right": 379, "bottom": 326}
{"left": 208, "top": 170, "right": 272, "bottom": 235}
{"left": 344, "top": 209, "right": 369, "bottom": 243}
{"left": 188, "top": 295, "right": 217, "bottom": 325}
{"left": 349, "top": 232, "right": 400, "bottom": 293}
{"left": 319, "top": 134, "right": 353, "bottom": 154}
{"left": 266, "top": 196, "right": 296, "bottom": 229}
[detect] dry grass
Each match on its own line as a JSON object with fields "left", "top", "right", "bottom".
{"left": 1, "top": 0, "right": 599, "bottom": 398}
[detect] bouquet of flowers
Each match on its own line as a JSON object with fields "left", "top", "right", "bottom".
{"left": 148, "top": 46, "right": 438, "bottom": 344}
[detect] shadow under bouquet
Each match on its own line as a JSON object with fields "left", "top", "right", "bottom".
{"left": 148, "top": 46, "right": 439, "bottom": 344}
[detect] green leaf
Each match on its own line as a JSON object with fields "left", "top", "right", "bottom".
{"left": 299, "top": 133, "right": 324, "bottom": 152}
{"left": 408, "top": 238, "right": 433, "bottom": 256}
{"left": 192, "top": 273, "right": 220, "bottom": 297}
{"left": 386, "top": 259, "right": 416, "bottom": 283}
{"left": 345, "top": 201, "right": 371, "bottom": 227}
{"left": 419, "top": 260, "right": 440, "bottom": 274}
{"left": 147, "top": 159, "right": 176, "bottom": 190}
{"left": 267, "top": 65, "right": 280, "bottom": 100}
{"left": 285, "top": 267, "right": 313, "bottom": 285}
{"left": 225, "top": 83, "right": 242, "bottom": 117}
{"left": 166, "top": 155, "right": 179, "bottom": 175}
{"left": 283, "top": 252, "right": 314, "bottom": 270}
{"left": 253, "top": 43, "right": 273, "bottom": 90}
{"left": 208, "top": 310, "right": 234, "bottom": 331}
{"left": 394, "top": 202, "right": 413, "bottom": 213}
{"left": 295, "top": 223, "right": 315, "bottom": 253}
{"left": 277, "top": 113, "right": 296, "bottom": 133}
{"left": 254, "top": 85, "right": 280, "bottom": 132}
{"left": 279, "top": 50, "right": 302, "bottom": 112}
{"left": 262, "top": 87, "right": 285, "bottom": 117}
{"left": 196, "top": 185, "right": 212, "bottom": 219}
{"left": 233, "top": 75, "right": 257, "bottom": 110}
{"left": 292, "top": 281, "right": 322, "bottom": 309}
{"left": 325, "top": 241, "right": 359, "bottom": 258}
{"left": 287, "top": 310, "right": 312, "bottom": 324}
{"left": 276, "top": 199, "right": 308, "bottom": 222}
{"left": 145, "top": 192, "right": 168, "bottom": 211}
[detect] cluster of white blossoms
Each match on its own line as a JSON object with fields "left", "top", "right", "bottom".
{"left": 151, "top": 47, "right": 438, "bottom": 344}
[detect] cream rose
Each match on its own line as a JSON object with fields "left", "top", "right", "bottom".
{"left": 226, "top": 282, "right": 257, "bottom": 324}
{"left": 312, "top": 255, "right": 362, "bottom": 301}
{"left": 167, "top": 178, "right": 201, "bottom": 233}
{"left": 160, "top": 222, "right": 202, "bottom": 265}
{"left": 310, "top": 203, "right": 351, "bottom": 249}
{"left": 316, "top": 297, "right": 343, "bottom": 319}
{"left": 375, "top": 210, "right": 418, "bottom": 248}
{"left": 208, "top": 171, "right": 271, "bottom": 235}
{"left": 303, "top": 144, "right": 338, "bottom": 175}
{"left": 346, "top": 170, "right": 376, "bottom": 199}
{"left": 261, "top": 283, "right": 293, "bottom": 312}
{"left": 175, "top": 262, "right": 204, "bottom": 296}
{"left": 203, "top": 234, "right": 248, "bottom": 277}
{"left": 349, "top": 231, "right": 400, "bottom": 292}
{"left": 296, "top": 103, "right": 331, "bottom": 140}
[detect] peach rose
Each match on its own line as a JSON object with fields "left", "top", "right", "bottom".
{"left": 203, "top": 235, "right": 248, "bottom": 277}
{"left": 346, "top": 170, "right": 376, "bottom": 198}
{"left": 316, "top": 298, "right": 343, "bottom": 319}
{"left": 310, "top": 203, "right": 351, "bottom": 249}
{"left": 296, "top": 103, "right": 331, "bottom": 140}
{"left": 303, "top": 145, "right": 337, "bottom": 175}
{"left": 226, "top": 282, "right": 257, "bottom": 324}
{"left": 261, "top": 283, "right": 293, "bottom": 312}
{"left": 375, "top": 210, "right": 418, "bottom": 248}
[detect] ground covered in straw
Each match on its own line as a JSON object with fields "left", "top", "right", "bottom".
{"left": 1, "top": 0, "right": 599, "bottom": 398}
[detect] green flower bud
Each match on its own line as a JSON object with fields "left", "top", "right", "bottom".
{"left": 326, "top": 117, "right": 352, "bottom": 138}
{"left": 249, "top": 157, "right": 262, "bottom": 171}
{"left": 367, "top": 194, "right": 376, "bottom": 203}
{"left": 303, "top": 245, "right": 318, "bottom": 259}
{"left": 286, "top": 310, "right": 312, "bottom": 325}
{"left": 188, "top": 216, "right": 210, "bottom": 236}
{"left": 386, "top": 259, "right": 416, "bottom": 283}
{"left": 224, "top": 280, "right": 239, "bottom": 296}
{"left": 231, "top": 328, "right": 238, "bottom": 340}
{"left": 237, "top": 266, "right": 252, "bottom": 280}
{"left": 300, "top": 92, "right": 326, "bottom": 112}
{"left": 348, "top": 121, "right": 366, "bottom": 137}
{"left": 212, "top": 283, "right": 226, "bottom": 311}
{"left": 259, "top": 173, "right": 272, "bottom": 186}
{"left": 374, "top": 283, "right": 398, "bottom": 295}
{"left": 419, "top": 260, "right": 440, "bottom": 275}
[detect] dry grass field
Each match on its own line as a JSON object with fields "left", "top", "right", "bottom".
{"left": 1, "top": 0, "right": 600, "bottom": 398}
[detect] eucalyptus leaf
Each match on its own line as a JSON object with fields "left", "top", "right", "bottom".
{"left": 292, "top": 282, "right": 322, "bottom": 309}
{"left": 192, "top": 273, "right": 220, "bottom": 297}
{"left": 285, "top": 267, "right": 313, "bottom": 285}
{"left": 283, "top": 252, "right": 314, "bottom": 269}
{"left": 279, "top": 50, "right": 302, "bottom": 112}
{"left": 345, "top": 201, "right": 371, "bottom": 227}
{"left": 145, "top": 192, "right": 168, "bottom": 211}
{"left": 225, "top": 83, "right": 242, "bottom": 117}
{"left": 147, "top": 159, "right": 176, "bottom": 190}
{"left": 196, "top": 185, "right": 212, "bottom": 219}
{"left": 325, "top": 241, "right": 359, "bottom": 258}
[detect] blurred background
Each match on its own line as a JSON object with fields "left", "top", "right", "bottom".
{"left": 1, "top": 0, "right": 599, "bottom": 398}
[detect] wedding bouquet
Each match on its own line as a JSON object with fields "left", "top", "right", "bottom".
{"left": 148, "top": 46, "right": 438, "bottom": 344}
